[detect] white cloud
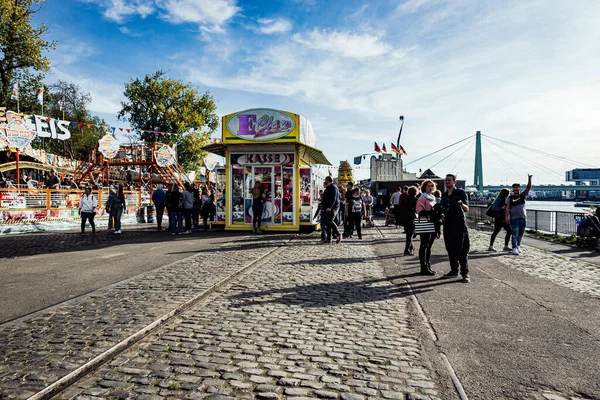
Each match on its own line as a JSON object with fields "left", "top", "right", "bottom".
{"left": 293, "top": 29, "right": 392, "bottom": 59}
{"left": 82, "top": 0, "right": 240, "bottom": 33}
{"left": 51, "top": 40, "right": 95, "bottom": 66}
{"left": 119, "top": 27, "right": 144, "bottom": 37}
{"left": 256, "top": 18, "right": 292, "bottom": 35}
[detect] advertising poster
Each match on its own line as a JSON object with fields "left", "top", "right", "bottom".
{"left": 300, "top": 168, "right": 311, "bottom": 222}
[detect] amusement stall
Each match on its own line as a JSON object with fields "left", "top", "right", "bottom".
{"left": 203, "top": 108, "right": 331, "bottom": 231}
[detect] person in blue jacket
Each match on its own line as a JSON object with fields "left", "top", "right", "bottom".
{"left": 152, "top": 184, "right": 166, "bottom": 231}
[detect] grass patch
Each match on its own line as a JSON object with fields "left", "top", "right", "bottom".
{"left": 528, "top": 230, "right": 578, "bottom": 245}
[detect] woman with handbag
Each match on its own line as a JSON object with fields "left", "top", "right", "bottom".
{"left": 109, "top": 184, "right": 126, "bottom": 234}
{"left": 415, "top": 180, "right": 438, "bottom": 275}
{"left": 489, "top": 188, "right": 512, "bottom": 251}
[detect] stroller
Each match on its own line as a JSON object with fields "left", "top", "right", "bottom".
{"left": 384, "top": 205, "right": 396, "bottom": 226}
{"left": 363, "top": 204, "right": 375, "bottom": 228}
{"left": 574, "top": 213, "right": 600, "bottom": 248}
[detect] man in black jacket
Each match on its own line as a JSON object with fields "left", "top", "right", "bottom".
{"left": 321, "top": 176, "right": 340, "bottom": 243}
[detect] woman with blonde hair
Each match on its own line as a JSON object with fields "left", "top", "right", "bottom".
{"left": 415, "top": 179, "right": 439, "bottom": 275}
{"left": 252, "top": 181, "right": 266, "bottom": 233}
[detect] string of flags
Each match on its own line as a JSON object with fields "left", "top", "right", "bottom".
{"left": 374, "top": 142, "right": 407, "bottom": 155}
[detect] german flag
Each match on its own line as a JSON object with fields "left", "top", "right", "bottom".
{"left": 390, "top": 143, "right": 400, "bottom": 154}
{"left": 382, "top": 143, "right": 387, "bottom": 152}
{"left": 399, "top": 145, "right": 407, "bottom": 155}
{"left": 374, "top": 142, "right": 382, "bottom": 153}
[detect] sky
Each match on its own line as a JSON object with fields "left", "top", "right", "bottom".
{"left": 29, "top": 0, "right": 600, "bottom": 185}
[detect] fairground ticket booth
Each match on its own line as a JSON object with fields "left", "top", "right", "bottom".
{"left": 203, "top": 108, "right": 331, "bottom": 231}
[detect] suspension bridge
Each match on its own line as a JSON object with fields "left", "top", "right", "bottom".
{"left": 404, "top": 131, "right": 600, "bottom": 193}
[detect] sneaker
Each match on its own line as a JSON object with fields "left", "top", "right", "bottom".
{"left": 517, "top": 246, "right": 521, "bottom": 254}
{"left": 512, "top": 248, "right": 519, "bottom": 255}
{"left": 462, "top": 274, "right": 471, "bottom": 283}
{"left": 503, "top": 245, "right": 511, "bottom": 251}
{"left": 172, "top": 232, "right": 177, "bottom": 236}
{"left": 488, "top": 246, "right": 497, "bottom": 251}
{"left": 117, "top": 230, "right": 122, "bottom": 234}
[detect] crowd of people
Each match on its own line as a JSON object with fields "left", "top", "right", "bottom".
{"left": 318, "top": 173, "right": 535, "bottom": 284}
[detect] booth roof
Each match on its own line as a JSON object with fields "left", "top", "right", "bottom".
{"left": 202, "top": 143, "right": 332, "bottom": 166}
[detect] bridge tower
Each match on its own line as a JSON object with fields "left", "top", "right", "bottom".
{"left": 473, "top": 131, "right": 484, "bottom": 192}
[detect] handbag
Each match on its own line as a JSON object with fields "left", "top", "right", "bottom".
{"left": 485, "top": 204, "right": 504, "bottom": 218}
{"left": 413, "top": 216, "right": 436, "bottom": 234}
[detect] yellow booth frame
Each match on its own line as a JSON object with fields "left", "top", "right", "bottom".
{"left": 203, "top": 108, "right": 331, "bottom": 232}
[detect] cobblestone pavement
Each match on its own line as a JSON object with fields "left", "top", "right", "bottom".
{"left": 0, "top": 235, "right": 288, "bottom": 399}
{"left": 55, "top": 229, "right": 440, "bottom": 399}
{"left": 469, "top": 230, "right": 600, "bottom": 298}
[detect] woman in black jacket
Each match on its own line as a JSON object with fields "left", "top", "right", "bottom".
{"left": 402, "top": 186, "right": 418, "bottom": 255}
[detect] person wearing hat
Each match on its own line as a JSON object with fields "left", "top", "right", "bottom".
{"left": 505, "top": 175, "right": 533, "bottom": 255}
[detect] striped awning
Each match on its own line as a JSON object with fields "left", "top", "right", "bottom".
{"left": 298, "top": 144, "right": 332, "bottom": 166}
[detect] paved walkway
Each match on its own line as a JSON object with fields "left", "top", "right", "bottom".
{"left": 0, "top": 229, "right": 442, "bottom": 400}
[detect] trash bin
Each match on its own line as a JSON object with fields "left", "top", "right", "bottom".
{"left": 146, "top": 205, "right": 155, "bottom": 224}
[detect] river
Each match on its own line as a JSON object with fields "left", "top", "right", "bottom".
{"left": 528, "top": 201, "right": 595, "bottom": 213}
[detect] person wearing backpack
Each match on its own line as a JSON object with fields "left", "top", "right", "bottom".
{"left": 347, "top": 188, "right": 365, "bottom": 239}
{"left": 79, "top": 186, "right": 98, "bottom": 235}
{"left": 168, "top": 184, "right": 184, "bottom": 235}
{"left": 108, "top": 184, "right": 126, "bottom": 234}
{"left": 401, "top": 186, "right": 418, "bottom": 255}
{"left": 488, "top": 188, "right": 511, "bottom": 251}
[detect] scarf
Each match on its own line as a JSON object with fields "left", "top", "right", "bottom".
{"left": 422, "top": 192, "right": 435, "bottom": 202}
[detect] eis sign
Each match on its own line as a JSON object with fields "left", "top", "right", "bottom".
{"left": 227, "top": 109, "right": 295, "bottom": 141}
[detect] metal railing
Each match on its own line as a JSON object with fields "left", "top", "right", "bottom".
{"left": 469, "top": 204, "right": 583, "bottom": 236}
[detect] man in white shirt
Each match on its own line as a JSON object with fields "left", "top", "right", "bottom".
{"left": 390, "top": 187, "right": 402, "bottom": 227}
{"left": 79, "top": 186, "right": 98, "bottom": 234}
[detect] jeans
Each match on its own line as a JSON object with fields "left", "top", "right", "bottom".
{"left": 155, "top": 203, "right": 165, "bottom": 229}
{"left": 252, "top": 203, "right": 263, "bottom": 229}
{"left": 510, "top": 218, "right": 526, "bottom": 249}
{"left": 183, "top": 209, "right": 193, "bottom": 231}
{"left": 80, "top": 211, "right": 95, "bottom": 233}
{"left": 348, "top": 212, "right": 362, "bottom": 238}
{"left": 443, "top": 224, "right": 470, "bottom": 275}
{"left": 113, "top": 208, "right": 123, "bottom": 231}
{"left": 169, "top": 211, "right": 183, "bottom": 233}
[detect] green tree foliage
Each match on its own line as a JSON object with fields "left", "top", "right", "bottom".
{"left": 0, "top": 0, "right": 55, "bottom": 106}
{"left": 118, "top": 71, "right": 219, "bottom": 170}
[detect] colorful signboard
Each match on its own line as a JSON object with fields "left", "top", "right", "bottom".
{"left": 98, "top": 134, "right": 121, "bottom": 159}
{"left": 231, "top": 153, "right": 294, "bottom": 165}
{"left": 225, "top": 108, "right": 295, "bottom": 142}
{"left": 0, "top": 112, "right": 37, "bottom": 150}
{"left": 154, "top": 144, "right": 177, "bottom": 167}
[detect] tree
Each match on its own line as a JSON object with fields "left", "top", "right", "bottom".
{"left": 118, "top": 71, "right": 219, "bottom": 170}
{"left": 0, "top": 0, "right": 55, "bottom": 106}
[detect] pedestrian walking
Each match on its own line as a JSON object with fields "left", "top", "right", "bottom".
{"left": 488, "top": 188, "right": 512, "bottom": 251}
{"left": 321, "top": 176, "right": 341, "bottom": 243}
{"left": 343, "top": 181, "right": 355, "bottom": 237}
{"left": 252, "top": 181, "right": 266, "bottom": 234}
{"left": 108, "top": 184, "right": 126, "bottom": 234}
{"left": 439, "top": 174, "right": 471, "bottom": 282}
{"left": 505, "top": 175, "right": 533, "bottom": 255}
{"left": 347, "top": 188, "right": 365, "bottom": 239}
{"left": 416, "top": 180, "right": 439, "bottom": 275}
{"left": 152, "top": 184, "right": 166, "bottom": 231}
{"left": 182, "top": 182, "right": 194, "bottom": 234}
{"left": 390, "top": 187, "right": 402, "bottom": 227}
{"left": 192, "top": 183, "right": 200, "bottom": 229}
{"left": 105, "top": 185, "right": 115, "bottom": 230}
{"left": 201, "top": 187, "right": 212, "bottom": 230}
{"left": 168, "top": 184, "right": 183, "bottom": 235}
{"left": 363, "top": 190, "right": 374, "bottom": 218}
{"left": 401, "top": 186, "right": 418, "bottom": 255}
{"left": 79, "top": 186, "right": 97, "bottom": 235}
{"left": 208, "top": 189, "right": 216, "bottom": 221}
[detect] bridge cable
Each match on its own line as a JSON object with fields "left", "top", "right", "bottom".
{"left": 483, "top": 139, "right": 563, "bottom": 178}
{"left": 482, "top": 138, "right": 521, "bottom": 178}
{"left": 482, "top": 134, "right": 595, "bottom": 168}
{"left": 404, "top": 134, "right": 475, "bottom": 166}
{"left": 429, "top": 137, "right": 475, "bottom": 171}
{"left": 449, "top": 139, "right": 476, "bottom": 173}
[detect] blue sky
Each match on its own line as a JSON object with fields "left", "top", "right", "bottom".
{"left": 33, "top": 0, "right": 600, "bottom": 185}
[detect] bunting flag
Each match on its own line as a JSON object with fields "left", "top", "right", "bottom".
{"left": 396, "top": 115, "right": 404, "bottom": 148}
{"left": 36, "top": 87, "right": 44, "bottom": 105}
{"left": 10, "top": 81, "right": 19, "bottom": 101}
{"left": 382, "top": 143, "right": 387, "bottom": 152}
{"left": 374, "top": 142, "right": 382, "bottom": 153}
{"left": 111, "top": 127, "right": 116, "bottom": 133}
